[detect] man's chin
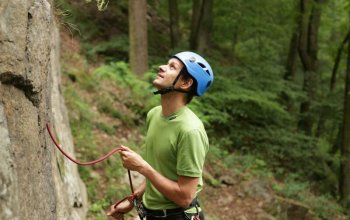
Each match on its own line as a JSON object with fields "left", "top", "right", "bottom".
{"left": 152, "top": 80, "right": 162, "bottom": 89}
{"left": 152, "top": 81, "right": 159, "bottom": 88}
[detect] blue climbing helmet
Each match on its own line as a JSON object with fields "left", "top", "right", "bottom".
{"left": 173, "top": 51, "right": 214, "bottom": 96}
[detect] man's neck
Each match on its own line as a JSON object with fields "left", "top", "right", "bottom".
{"left": 160, "top": 93, "right": 186, "bottom": 117}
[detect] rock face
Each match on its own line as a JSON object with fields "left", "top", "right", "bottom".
{"left": 0, "top": 0, "right": 87, "bottom": 219}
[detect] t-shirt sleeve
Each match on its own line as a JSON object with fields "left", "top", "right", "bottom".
{"left": 176, "top": 129, "right": 209, "bottom": 177}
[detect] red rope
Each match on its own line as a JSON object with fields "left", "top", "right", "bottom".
{"left": 46, "top": 123, "right": 134, "bottom": 189}
{"left": 46, "top": 123, "right": 136, "bottom": 208}
{"left": 46, "top": 123, "right": 124, "bottom": 165}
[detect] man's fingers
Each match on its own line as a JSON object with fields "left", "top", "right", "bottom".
{"left": 107, "top": 203, "right": 123, "bottom": 216}
{"left": 112, "top": 212, "right": 124, "bottom": 220}
{"left": 119, "top": 145, "right": 130, "bottom": 151}
{"left": 107, "top": 209, "right": 123, "bottom": 219}
{"left": 118, "top": 149, "right": 131, "bottom": 157}
{"left": 107, "top": 206, "right": 116, "bottom": 216}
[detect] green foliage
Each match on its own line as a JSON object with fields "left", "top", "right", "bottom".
{"left": 58, "top": 0, "right": 350, "bottom": 218}
{"left": 56, "top": 0, "right": 100, "bottom": 40}
{"left": 64, "top": 85, "right": 99, "bottom": 160}
{"left": 191, "top": 72, "right": 290, "bottom": 144}
{"left": 273, "top": 174, "right": 310, "bottom": 200}
{"left": 272, "top": 175, "right": 346, "bottom": 220}
{"left": 78, "top": 166, "right": 91, "bottom": 181}
{"left": 341, "top": 197, "right": 350, "bottom": 215}
{"left": 56, "top": 0, "right": 129, "bottom": 46}
{"left": 219, "top": 151, "right": 273, "bottom": 180}
{"left": 89, "top": 198, "right": 109, "bottom": 213}
{"left": 83, "top": 35, "right": 129, "bottom": 62}
{"left": 95, "top": 94, "right": 133, "bottom": 125}
{"left": 94, "top": 61, "right": 159, "bottom": 114}
{"left": 95, "top": 122, "right": 116, "bottom": 135}
{"left": 312, "top": 195, "right": 346, "bottom": 220}
{"left": 189, "top": 66, "right": 339, "bottom": 189}
{"left": 95, "top": 61, "right": 138, "bottom": 88}
{"left": 213, "top": 0, "right": 293, "bottom": 62}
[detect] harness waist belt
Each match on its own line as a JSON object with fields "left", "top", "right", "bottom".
{"left": 144, "top": 198, "right": 199, "bottom": 217}
{"left": 144, "top": 207, "right": 184, "bottom": 217}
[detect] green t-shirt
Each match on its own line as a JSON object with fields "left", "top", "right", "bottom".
{"left": 142, "top": 105, "right": 209, "bottom": 210}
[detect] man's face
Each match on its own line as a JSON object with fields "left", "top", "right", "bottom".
{"left": 153, "top": 58, "right": 184, "bottom": 90}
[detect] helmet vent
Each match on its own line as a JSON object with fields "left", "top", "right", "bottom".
{"left": 198, "top": 62, "right": 210, "bottom": 75}
{"left": 206, "top": 81, "right": 212, "bottom": 88}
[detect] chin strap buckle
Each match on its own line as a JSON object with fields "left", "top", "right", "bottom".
{"left": 153, "top": 87, "right": 174, "bottom": 95}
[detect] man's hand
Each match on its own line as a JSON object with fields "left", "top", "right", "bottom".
{"left": 119, "top": 145, "right": 149, "bottom": 173}
{"left": 107, "top": 197, "right": 133, "bottom": 220}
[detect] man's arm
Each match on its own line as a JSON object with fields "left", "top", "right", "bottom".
{"left": 119, "top": 146, "right": 198, "bottom": 208}
{"left": 144, "top": 168, "right": 198, "bottom": 208}
{"left": 134, "top": 179, "right": 146, "bottom": 199}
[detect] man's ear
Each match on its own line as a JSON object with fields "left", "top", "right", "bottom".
{"left": 180, "top": 77, "right": 193, "bottom": 91}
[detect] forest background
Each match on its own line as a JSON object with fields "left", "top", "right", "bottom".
{"left": 56, "top": 0, "right": 350, "bottom": 219}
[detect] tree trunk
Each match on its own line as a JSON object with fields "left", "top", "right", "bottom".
{"left": 283, "top": 2, "right": 300, "bottom": 114}
{"left": 282, "top": 32, "right": 299, "bottom": 114}
{"left": 169, "top": 0, "right": 180, "bottom": 48}
{"left": 297, "top": 0, "right": 322, "bottom": 135}
{"left": 285, "top": 0, "right": 301, "bottom": 81}
{"left": 190, "top": 0, "right": 202, "bottom": 50}
{"left": 129, "top": 0, "right": 148, "bottom": 75}
{"left": 284, "top": 31, "right": 299, "bottom": 81}
{"left": 197, "top": 0, "right": 213, "bottom": 53}
{"left": 315, "top": 30, "right": 350, "bottom": 137}
{"left": 330, "top": 30, "right": 350, "bottom": 91}
{"left": 190, "top": 0, "right": 213, "bottom": 53}
{"left": 340, "top": 31, "right": 350, "bottom": 208}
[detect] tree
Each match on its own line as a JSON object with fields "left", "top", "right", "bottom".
{"left": 283, "top": 2, "right": 300, "bottom": 114}
{"left": 168, "top": 0, "right": 180, "bottom": 49}
{"left": 330, "top": 31, "right": 350, "bottom": 91}
{"left": 284, "top": 2, "right": 300, "bottom": 81}
{"left": 297, "top": 0, "right": 323, "bottom": 135}
{"left": 129, "top": 0, "right": 148, "bottom": 75}
{"left": 189, "top": 0, "right": 213, "bottom": 53}
{"left": 316, "top": 30, "right": 350, "bottom": 137}
{"left": 340, "top": 28, "right": 350, "bottom": 209}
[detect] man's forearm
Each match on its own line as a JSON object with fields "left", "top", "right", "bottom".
{"left": 134, "top": 180, "right": 146, "bottom": 199}
{"left": 139, "top": 163, "right": 198, "bottom": 208}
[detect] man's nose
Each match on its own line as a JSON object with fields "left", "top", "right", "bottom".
{"left": 159, "top": 65, "right": 166, "bottom": 72}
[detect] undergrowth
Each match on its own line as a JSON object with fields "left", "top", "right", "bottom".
{"left": 56, "top": 0, "right": 349, "bottom": 218}
{"left": 63, "top": 60, "right": 155, "bottom": 218}
{"left": 209, "top": 148, "right": 347, "bottom": 220}
{"left": 63, "top": 58, "right": 348, "bottom": 219}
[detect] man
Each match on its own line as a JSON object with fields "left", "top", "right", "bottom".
{"left": 107, "top": 51, "right": 214, "bottom": 220}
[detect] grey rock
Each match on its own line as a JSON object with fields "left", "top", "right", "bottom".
{"left": 0, "top": 0, "right": 87, "bottom": 219}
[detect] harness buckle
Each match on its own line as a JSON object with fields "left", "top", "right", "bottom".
{"left": 133, "top": 198, "right": 147, "bottom": 218}
{"left": 156, "top": 209, "right": 168, "bottom": 218}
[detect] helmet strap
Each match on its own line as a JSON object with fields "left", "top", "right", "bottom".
{"left": 153, "top": 68, "right": 189, "bottom": 95}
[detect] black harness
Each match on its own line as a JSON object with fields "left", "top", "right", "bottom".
{"left": 134, "top": 197, "right": 201, "bottom": 219}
